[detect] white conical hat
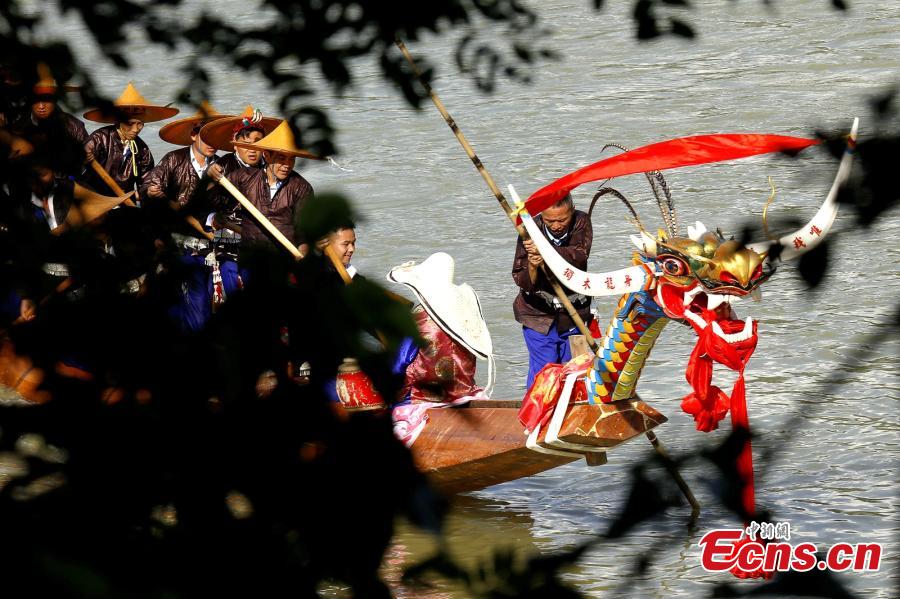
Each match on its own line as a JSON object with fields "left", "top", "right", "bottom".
{"left": 387, "top": 252, "right": 492, "bottom": 360}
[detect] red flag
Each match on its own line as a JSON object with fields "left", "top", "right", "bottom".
{"left": 523, "top": 133, "right": 819, "bottom": 217}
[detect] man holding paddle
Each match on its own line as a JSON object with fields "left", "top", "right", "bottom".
{"left": 144, "top": 103, "right": 227, "bottom": 331}
{"left": 207, "top": 120, "right": 317, "bottom": 262}
{"left": 81, "top": 82, "right": 178, "bottom": 200}
{"left": 199, "top": 105, "right": 280, "bottom": 297}
{"left": 512, "top": 193, "right": 593, "bottom": 389}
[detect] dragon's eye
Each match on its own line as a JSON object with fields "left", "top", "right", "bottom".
{"left": 660, "top": 256, "right": 688, "bottom": 276}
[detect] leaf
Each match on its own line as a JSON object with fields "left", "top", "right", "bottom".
{"left": 669, "top": 18, "right": 695, "bottom": 38}
{"left": 797, "top": 238, "right": 830, "bottom": 289}
{"left": 296, "top": 192, "right": 356, "bottom": 244}
{"left": 605, "top": 466, "right": 678, "bottom": 538}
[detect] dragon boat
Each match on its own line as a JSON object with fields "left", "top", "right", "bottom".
{"left": 396, "top": 121, "right": 858, "bottom": 498}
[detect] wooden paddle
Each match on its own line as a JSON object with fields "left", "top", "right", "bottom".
{"left": 217, "top": 175, "right": 304, "bottom": 260}
{"left": 322, "top": 240, "right": 404, "bottom": 348}
{"left": 90, "top": 159, "right": 214, "bottom": 241}
{"left": 394, "top": 38, "right": 598, "bottom": 353}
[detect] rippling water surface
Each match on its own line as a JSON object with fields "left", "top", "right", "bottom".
{"left": 41, "top": 1, "right": 899, "bottom": 596}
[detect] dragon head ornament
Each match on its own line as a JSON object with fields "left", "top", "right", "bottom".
{"left": 515, "top": 118, "right": 857, "bottom": 432}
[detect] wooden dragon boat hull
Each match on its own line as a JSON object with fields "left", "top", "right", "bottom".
{"left": 411, "top": 398, "right": 668, "bottom": 495}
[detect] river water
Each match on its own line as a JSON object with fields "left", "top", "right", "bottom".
{"left": 36, "top": 0, "right": 899, "bottom": 596}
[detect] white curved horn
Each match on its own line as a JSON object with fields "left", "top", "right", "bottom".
{"left": 518, "top": 207, "right": 655, "bottom": 297}
{"left": 747, "top": 118, "right": 858, "bottom": 261}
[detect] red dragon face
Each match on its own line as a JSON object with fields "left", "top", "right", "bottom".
{"left": 650, "top": 222, "right": 774, "bottom": 350}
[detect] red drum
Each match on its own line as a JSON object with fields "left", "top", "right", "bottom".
{"left": 335, "top": 358, "right": 385, "bottom": 411}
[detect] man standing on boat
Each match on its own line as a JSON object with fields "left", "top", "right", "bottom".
{"left": 81, "top": 83, "right": 178, "bottom": 200}
{"left": 511, "top": 194, "right": 592, "bottom": 389}
{"left": 207, "top": 120, "right": 316, "bottom": 262}
{"left": 144, "top": 102, "right": 226, "bottom": 331}
{"left": 10, "top": 66, "right": 88, "bottom": 179}
{"left": 199, "top": 106, "right": 279, "bottom": 298}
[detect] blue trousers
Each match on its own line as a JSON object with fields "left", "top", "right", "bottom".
{"left": 523, "top": 324, "right": 578, "bottom": 390}
{"left": 218, "top": 259, "right": 242, "bottom": 297}
{"left": 169, "top": 254, "right": 212, "bottom": 332}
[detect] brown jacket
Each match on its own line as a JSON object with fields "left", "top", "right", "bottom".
{"left": 12, "top": 110, "right": 88, "bottom": 177}
{"left": 82, "top": 125, "right": 154, "bottom": 196}
{"left": 144, "top": 146, "right": 210, "bottom": 207}
{"left": 208, "top": 152, "right": 261, "bottom": 214}
{"left": 225, "top": 167, "right": 313, "bottom": 248}
{"left": 512, "top": 209, "right": 593, "bottom": 334}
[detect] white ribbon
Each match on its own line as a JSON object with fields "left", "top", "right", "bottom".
{"left": 509, "top": 184, "right": 657, "bottom": 298}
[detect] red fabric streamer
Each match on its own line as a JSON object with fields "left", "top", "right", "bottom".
{"left": 523, "top": 133, "right": 819, "bottom": 217}
{"left": 680, "top": 310, "right": 758, "bottom": 516}
{"left": 680, "top": 313, "right": 763, "bottom": 579}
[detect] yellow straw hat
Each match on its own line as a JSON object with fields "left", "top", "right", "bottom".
{"left": 232, "top": 120, "right": 322, "bottom": 160}
{"left": 198, "top": 105, "right": 281, "bottom": 152}
{"left": 158, "top": 101, "right": 227, "bottom": 146}
{"left": 83, "top": 82, "right": 179, "bottom": 124}
{"left": 31, "top": 63, "right": 80, "bottom": 97}
{"left": 32, "top": 63, "right": 58, "bottom": 97}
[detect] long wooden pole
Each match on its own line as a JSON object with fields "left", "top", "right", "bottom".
{"left": 217, "top": 176, "right": 304, "bottom": 260}
{"left": 90, "top": 159, "right": 214, "bottom": 241}
{"left": 394, "top": 38, "right": 598, "bottom": 352}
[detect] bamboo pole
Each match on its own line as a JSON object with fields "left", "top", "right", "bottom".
{"left": 322, "top": 242, "right": 392, "bottom": 347}
{"left": 394, "top": 38, "right": 598, "bottom": 352}
{"left": 217, "top": 175, "right": 304, "bottom": 260}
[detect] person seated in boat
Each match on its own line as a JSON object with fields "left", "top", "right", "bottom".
{"left": 207, "top": 120, "right": 315, "bottom": 264}
{"left": 388, "top": 252, "right": 494, "bottom": 404}
{"left": 81, "top": 83, "right": 179, "bottom": 200}
{"left": 511, "top": 193, "right": 592, "bottom": 390}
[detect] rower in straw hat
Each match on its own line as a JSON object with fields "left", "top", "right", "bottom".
{"left": 199, "top": 105, "right": 282, "bottom": 303}
{"left": 82, "top": 82, "right": 179, "bottom": 200}
{"left": 144, "top": 100, "right": 230, "bottom": 332}
{"left": 11, "top": 63, "right": 88, "bottom": 179}
{"left": 208, "top": 119, "right": 323, "bottom": 261}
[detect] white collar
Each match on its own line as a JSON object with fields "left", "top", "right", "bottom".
{"left": 189, "top": 146, "right": 213, "bottom": 177}
{"left": 236, "top": 152, "right": 251, "bottom": 168}
{"left": 31, "top": 190, "right": 58, "bottom": 230}
{"left": 544, "top": 224, "right": 570, "bottom": 246}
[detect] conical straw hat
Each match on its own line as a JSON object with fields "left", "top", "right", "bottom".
{"left": 199, "top": 105, "right": 281, "bottom": 152}
{"left": 32, "top": 63, "right": 58, "bottom": 97}
{"left": 232, "top": 120, "right": 322, "bottom": 160}
{"left": 158, "top": 100, "right": 227, "bottom": 146}
{"left": 83, "top": 82, "right": 179, "bottom": 124}
{"left": 387, "top": 252, "right": 493, "bottom": 359}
